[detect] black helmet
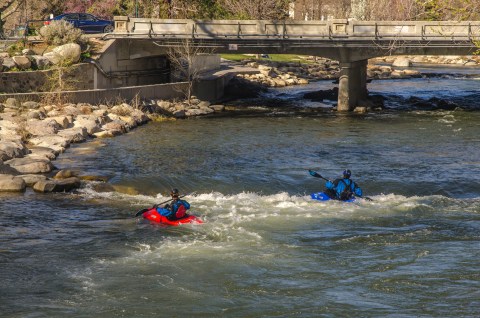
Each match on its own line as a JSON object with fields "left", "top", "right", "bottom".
{"left": 170, "top": 188, "right": 179, "bottom": 197}
{"left": 343, "top": 170, "right": 351, "bottom": 178}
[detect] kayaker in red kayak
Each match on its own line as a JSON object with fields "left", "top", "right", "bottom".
{"left": 158, "top": 188, "right": 191, "bottom": 220}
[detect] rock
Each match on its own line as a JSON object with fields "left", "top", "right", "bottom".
{"left": 22, "top": 101, "right": 41, "bottom": 110}
{"left": 173, "top": 110, "right": 186, "bottom": 119}
{"left": 28, "top": 135, "right": 69, "bottom": 153}
{"left": 4, "top": 157, "right": 54, "bottom": 174}
{"left": 28, "top": 146, "right": 58, "bottom": 160}
{"left": 4, "top": 98, "right": 20, "bottom": 109}
{"left": 49, "top": 116, "right": 70, "bottom": 129}
{"left": 25, "top": 119, "right": 61, "bottom": 136}
{"left": 57, "top": 127, "right": 87, "bottom": 143}
{"left": 73, "top": 117, "right": 101, "bottom": 135}
{"left": 102, "top": 120, "right": 128, "bottom": 135}
{"left": 79, "top": 175, "right": 109, "bottom": 182}
{"left": 2, "top": 57, "right": 16, "bottom": 70}
{"left": 0, "top": 175, "right": 26, "bottom": 192}
{"left": 157, "top": 100, "right": 172, "bottom": 110}
{"left": 33, "top": 177, "right": 81, "bottom": 193}
{"left": 44, "top": 43, "right": 81, "bottom": 65}
{"left": 30, "top": 55, "right": 52, "bottom": 69}
{"left": 130, "top": 110, "right": 150, "bottom": 125}
{"left": 197, "top": 101, "right": 211, "bottom": 108}
{"left": 21, "top": 49, "right": 35, "bottom": 56}
{"left": 111, "top": 103, "right": 134, "bottom": 116}
{"left": 354, "top": 106, "right": 368, "bottom": 113}
{"left": 18, "top": 174, "right": 47, "bottom": 187}
{"left": 210, "top": 105, "right": 225, "bottom": 112}
{"left": 93, "top": 131, "right": 114, "bottom": 138}
{"left": 53, "top": 169, "right": 78, "bottom": 179}
{"left": 304, "top": 88, "right": 338, "bottom": 101}
{"left": 0, "top": 162, "right": 20, "bottom": 175}
{"left": 392, "top": 57, "right": 412, "bottom": 67}
{"left": 90, "top": 182, "right": 116, "bottom": 192}
{"left": 62, "top": 105, "right": 82, "bottom": 116}
{"left": 12, "top": 56, "right": 32, "bottom": 69}
{"left": 78, "top": 104, "right": 93, "bottom": 114}
{"left": 0, "top": 140, "right": 29, "bottom": 161}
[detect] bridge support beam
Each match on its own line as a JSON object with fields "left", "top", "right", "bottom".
{"left": 337, "top": 60, "right": 368, "bottom": 111}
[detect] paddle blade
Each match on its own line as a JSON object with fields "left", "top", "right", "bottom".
{"left": 308, "top": 170, "right": 322, "bottom": 178}
{"left": 135, "top": 208, "right": 150, "bottom": 217}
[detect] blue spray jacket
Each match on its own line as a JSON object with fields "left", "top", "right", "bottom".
{"left": 157, "top": 199, "right": 190, "bottom": 218}
{"left": 326, "top": 178, "right": 362, "bottom": 200}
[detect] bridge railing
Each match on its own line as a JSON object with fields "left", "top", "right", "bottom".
{"left": 112, "top": 17, "right": 480, "bottom": 42}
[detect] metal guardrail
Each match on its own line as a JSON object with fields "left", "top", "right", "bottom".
{"left": 108, "top": 17, "right": 480, "bottom": 43}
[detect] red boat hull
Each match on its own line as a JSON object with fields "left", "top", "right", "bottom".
{"left": 143, "top": 208, "right": 203, "bottom": 226}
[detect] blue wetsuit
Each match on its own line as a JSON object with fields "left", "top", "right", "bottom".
{"left": 325, "top": 178, "right": 362, "bottom": 200}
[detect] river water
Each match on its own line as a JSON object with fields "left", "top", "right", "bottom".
{"left": 1, "top": 68, "right": 480, "bottom": 317}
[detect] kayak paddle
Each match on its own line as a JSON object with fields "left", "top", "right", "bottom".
{"left": 134, "top": 192, "right": 195, "bottom": 217}
{"left": 308, "top": 170, "right": 331, "bottom": 182}
{"left": 308, "top": 169, "right": 373, "bottom": 201}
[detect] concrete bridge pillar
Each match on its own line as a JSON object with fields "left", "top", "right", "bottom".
{"left": 337, "top": 59, "right": 368, "bottom": 111}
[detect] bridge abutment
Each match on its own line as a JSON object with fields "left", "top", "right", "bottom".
{"left": 337, "top": 60, "right": 368, "bottom": 111}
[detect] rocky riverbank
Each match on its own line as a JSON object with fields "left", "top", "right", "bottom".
{"left": 0, "top": 97, "right": 227, "bottom": 193}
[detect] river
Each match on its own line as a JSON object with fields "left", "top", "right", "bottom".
{"left": 1, "top": 67, "right": 480, "bottom": 317}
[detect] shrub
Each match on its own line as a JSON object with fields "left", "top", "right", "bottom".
{"left": 39, "top": 20, "right": 84, "bottom": 46}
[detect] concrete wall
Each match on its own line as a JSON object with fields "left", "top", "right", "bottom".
{"left": 95, "top": 39, "right": 170, "bottom": 89}
{"left": 0, "top": 64, "right": 94, "bottom": 93}
{"left": 0, "top": 82, "right": 188, "bottom": 104}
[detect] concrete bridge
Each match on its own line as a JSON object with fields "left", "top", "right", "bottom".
{"left": 104, "top": 17, "right": 480, "bottom": 110}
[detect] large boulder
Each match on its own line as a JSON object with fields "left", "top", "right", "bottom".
{"left": 12, "top": 56, "right": 32, "bottom": 70}
{"left": 0, "top": 141, "right": 29, "bottom": 161}
{"left": 18, "top": 174, "right": 48, "bottom": 187}
{"left": 0, "top": 175, "right": 26, "bottom": 192}
{"left": 29, "top": 135, "right": 70, "bottom": 153}
{"left": 2, "top": 57, "right": 16, "bottom": 70}
{"left": 22, "top": 101, "right": 41, "bottom": 110}
{"left": 73, "top": 116, "right": 102, "bottom": 135}
{"left": 25, "top": 118, "right": 61, "bottom": 136}
{"left": 33, "top": 177, "right": 81, "bottom": 193}
{"left": 27, "top": 146, "right": 58, "bottom": 160}
{"left": 101, "top": 120, "right": 128, "bottom": 136}
{"left": 0, "top": 162, "right": 20, "bottom": 175}
{"left": 392, "top": 57, "right": 412, "bottom": 67}
{"left": 30, "top": 55, "right": 52, "bottom": 69}
{"left": 4, "top": 98, "right": 21, "bottom": 109}
{"left": 57, "top": 127, "right": 87, "bottom": 143}
{"left": 44, "top": 43, "right": 81, "bottom": 65}
{"left": 4, "top": 157, "right": 54, "bottom": 174}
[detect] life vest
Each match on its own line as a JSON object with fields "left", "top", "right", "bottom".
{"left": 338, "top": 179, "right": 354, "bottom": 201}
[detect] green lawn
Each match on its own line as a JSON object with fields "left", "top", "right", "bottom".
{"left": 221, "top": 54, "right": 312, "bottom": 63}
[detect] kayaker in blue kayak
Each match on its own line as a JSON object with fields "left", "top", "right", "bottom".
{"left": 324, "top": 170, "right": 363, "bottom": 201}
{"left": 157, "top": 188, "right": 191, "bottom": 220}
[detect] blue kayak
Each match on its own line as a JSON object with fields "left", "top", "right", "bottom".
{"left": 310, "top": 192, "right": 356, "bottom": 202}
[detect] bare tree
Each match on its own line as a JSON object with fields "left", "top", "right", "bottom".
{"left": 165, "top": 39, "right": 211, "bottom": 103}
{"left": 0, "top": 0, "right": 22, "bottom": 37}
{"left": 222, "top": 0, "right": 290, "bottom": 19}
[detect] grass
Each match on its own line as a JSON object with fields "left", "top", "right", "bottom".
{"left": 221, "top": 54, "right": 313, "bottom": 63}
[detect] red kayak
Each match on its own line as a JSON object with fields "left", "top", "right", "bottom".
{"left": 142, "top": 208, "right": 203, "bottom": 226}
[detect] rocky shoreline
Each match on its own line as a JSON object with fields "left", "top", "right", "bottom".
{"left": 0, "top": 97, "right": 228, "bottom": 193}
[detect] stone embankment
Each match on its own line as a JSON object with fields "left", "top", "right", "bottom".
{"left": 0, "top": 97, "right": 225, "bottom": 193}
{"left": 231, "top": 56, "right": 425, "bottom": 90}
